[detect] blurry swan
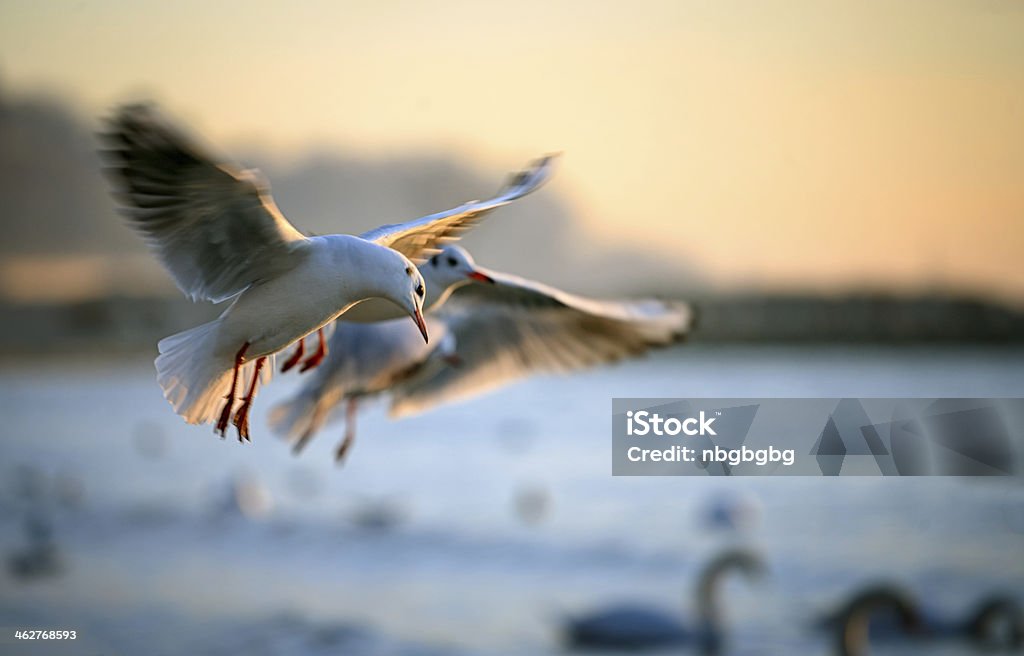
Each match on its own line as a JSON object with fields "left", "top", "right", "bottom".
{"left": 821, "top": 584, "right": 922, "bottom": 656}
{"left": 270, "top": 244, "right": 692, "bottom": 462}
{"left": 965, "top": 596, "right": 1024, "bottom": 651}
{"left": 562, "top": 549, "right": 765, "bottom": 653}
{"left": 820, "top": 583, "right": 1023, "bottom": 655}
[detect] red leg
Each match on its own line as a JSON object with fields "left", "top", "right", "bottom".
{"left": 299, "top": 328, "right": 327, "bottom": 373}
{"left": 279, "top": 338, "right": 305, "bottom": 373}
{"left": 334, "top": 398, "right": 359, "bottom": 464}
{"left": 216, "top": 343, "right": 249, "bottom": 437}
{"left": 232, "top": 355, "right": 266, "bottom": 443}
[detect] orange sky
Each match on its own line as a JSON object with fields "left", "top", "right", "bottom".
{"left": 2, "top": 0, "right": 1022, "bottom": 300}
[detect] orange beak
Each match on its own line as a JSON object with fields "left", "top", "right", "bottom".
{"left": 412, "top": 306, "right": 429, "bottom": 343}
{"left": 467, "top": 270, "right": 495, "bottom": 284}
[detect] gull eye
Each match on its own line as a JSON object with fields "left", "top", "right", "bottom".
{"left": 405, "top": 266, "right": 412, "bottom": 276}
{"left": 446, "top": 256, "right": 457, "bottom": 267}
{"left": 415, "top": 282, "right": 425, "bottom": 297}
{"left": 430, "top": 255, "right": 439, "bottom": 266}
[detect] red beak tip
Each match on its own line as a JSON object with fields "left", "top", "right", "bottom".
{"left": 468, "top": 271, "right": 495, "bottom": 284}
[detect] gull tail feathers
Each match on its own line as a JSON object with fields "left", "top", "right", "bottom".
{"left": 157, "top": 321, "right": 276, "bottom": 426}
{"left": 156, "top": 320, "right": 228, "bottom": 425}
{"left": 268, "top": 386, "right": 342, "bottom": 452}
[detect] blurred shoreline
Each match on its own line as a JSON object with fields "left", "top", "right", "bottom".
{"left": 1, "top": 291, "right": 1021, "bottom": 359}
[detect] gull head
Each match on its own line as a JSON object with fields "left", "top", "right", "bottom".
{"left": 423, "top": 244, "right": 495, "bottom": 291}
{"left": 379, "top": 252, "right": 429, "bottom": 343}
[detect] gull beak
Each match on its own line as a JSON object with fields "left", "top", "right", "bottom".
{"left": 412, "top": 306, "right": 429, "bottom": 343}
{"left": 467, "top": 270, "right": 495, "bottom": 284}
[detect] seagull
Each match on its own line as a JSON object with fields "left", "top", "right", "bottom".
{"left": 101, "top": 104, "right": 557, "bottom": 442}
{"left": 269, "top": 244, "right": 693, "bottom": 462}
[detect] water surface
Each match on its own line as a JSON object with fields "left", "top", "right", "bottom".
{"left": 1, "top": 346, "right": 1022, "bottom": 655}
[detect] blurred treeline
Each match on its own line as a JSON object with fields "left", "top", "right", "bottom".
{"left": 2, "top": 292, "right": 1022, "bottom": 357}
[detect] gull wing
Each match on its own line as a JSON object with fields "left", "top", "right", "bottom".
{"left": 388, "top": 271, "right": 693, "bottom": 418}
{"left": 101, "top": 104, "right": 309, "bottom": 303}
{"left": 359, "top": 154, "right": 557, "bottom": 263}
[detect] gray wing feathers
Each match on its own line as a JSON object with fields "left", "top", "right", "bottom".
{"left": 388, "top": 283, "right": 692, "bottom": 418}
{"left": 359, "top": 153, "right": 557, "bottom": 263}
{"left": 101, "top": 104, "right": 308, "bottom": 303}
{"left": 453, "top": 268, "right": 690, "bottom": 324}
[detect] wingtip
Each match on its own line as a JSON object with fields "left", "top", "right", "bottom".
{"left": 508, "top": 152, "right": 560, "bottom": 190}
{"left": 96, "top": 101, "right": 167, "bottom": 160}
{"left": 657, "top": 298, "right": 698, "bottom": 343}
{"left": 532, "top": 152, "right": 561, "bottom": 174}
{"left": 102, "top": 101, "right": 158, "bottom": 132}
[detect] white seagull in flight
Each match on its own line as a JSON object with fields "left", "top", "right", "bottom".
{"left": 270, "top": 245, "right": 693, "bottom": 462}
{"left": 102, "top": 105, "right": 556, "bottom": 441}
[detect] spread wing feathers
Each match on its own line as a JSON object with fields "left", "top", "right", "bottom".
{"left": 388, "top": 275, "right": 693, "bottom": 418}
{"left": 359, "top": 153, "right": 557, "bottom": 263}
{"left": 100, "top": 103, "right": 309, "bottom": 303}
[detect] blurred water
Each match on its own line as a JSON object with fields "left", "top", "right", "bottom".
{"left": 1, "top": 345, "right": 1023, "bottom": 655}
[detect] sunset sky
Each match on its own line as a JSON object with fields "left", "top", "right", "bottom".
{"left": 2, "top": 0, "right": 1022, "bottom": 300}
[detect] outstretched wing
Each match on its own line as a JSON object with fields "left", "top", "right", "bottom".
{"left": 388, "top": 271, "right": 693, "bottom": 418}
{"left": 359, "top": 154, "right": 557, "bottom": 263}
{"left": 101, "top": 103, "right": 310, "bottom": 303}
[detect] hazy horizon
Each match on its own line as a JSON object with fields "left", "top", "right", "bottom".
{"left": 2, "top": 0, "right": 1022, "bottom": 304}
